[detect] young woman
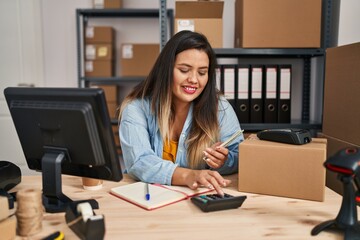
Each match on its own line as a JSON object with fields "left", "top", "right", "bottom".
{"left": 118, "top": 30, "right": 243, "bottom": 196}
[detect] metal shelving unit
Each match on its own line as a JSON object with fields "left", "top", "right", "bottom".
{"left": 75, "top": 0, "right": 339, "bottom": 134}
{"left": 76, "top": 7, "right": 174, "bottom": 88}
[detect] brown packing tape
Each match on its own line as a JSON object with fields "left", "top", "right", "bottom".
{"left": 0, "top": 196, "right": 9, "bottom": 221}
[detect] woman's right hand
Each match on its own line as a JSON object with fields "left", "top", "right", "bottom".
{"left": 172, "top": 167, "right": 231, "bottom": 197}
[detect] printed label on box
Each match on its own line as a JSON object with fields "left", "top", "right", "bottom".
{"left": 98, "top": 46, "right": 108, "bottom": 57}
{"left": 122, "top": 44, "right": 133, "bottom": 59}
{"left": 93, "top": 0, "right": 104, "bottom": 8}
{"left": 177, "top": 20, "right": 195, "bottom": 32}
{"left": 86, "top": 45, "right": 96, "bottom": 60}
{"left": 85, "top": 61, "right": 94, "bottom": 72}
{"left": 86, "top": 27, "right": 95, "bottom": 39}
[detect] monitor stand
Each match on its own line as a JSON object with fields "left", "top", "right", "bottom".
{"left": 41, "top": 150, "right": 98, "bottom": 213}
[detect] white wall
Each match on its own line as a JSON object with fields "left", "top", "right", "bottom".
{"left": 338, "top": 0, "right": 360, "bottom": 46}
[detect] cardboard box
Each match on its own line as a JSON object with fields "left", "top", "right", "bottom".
{"left": 85, "top": 26, "right": 115, "bottom": 44}
{"left": 90, "top": 84, "right": 118, "bottom": 102}
{"left": 321, "top": 42, "right": 360, "bottom": 195}
{"left": 238, "top": 135, "right": 327, "bottom": 201}
{"left": 322, "top": 42, "right": 360, "bottom": 146}
{"left": 85, "top": 60, "right": 114, "bottom": 77}
{"left": 175, "top": 1, "right": 223, "bottom": 48}
{"left": 120, "top": 43, "right": 159, "bottom": 77}
{"left": 234, "top": 0, "right": 322, "bottom": 48}
{"left": 85, "top": 44, "right": 114, "bottom": 61}
{"left": 106, "top": 101, "right": 118, "bottom": 119}
{"left": 93, "top": 0, "right": 122, "bottom": 9}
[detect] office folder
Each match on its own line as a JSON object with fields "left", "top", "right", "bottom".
{"left": 263, "top": 66, "right": 278, "bottom": 123}
{"left": 237, "top": 66, "right": 250, "bottom": 123}
{"left": 278, "top": 66, "right": 292, "bottom": 123}
{"left": 250, "top": 66, "right": 263, "bottom": 123}
{"left": 223, "top": 65, "right": 236, "bottom": 111}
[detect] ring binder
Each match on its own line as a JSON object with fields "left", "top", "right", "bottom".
{"left": 237, "top": 65, "right": 250, "bottom": 123}
{"left": 250, "top": 66, "right": 264, "bottom": 123}
{"left": 264, "top": 66, "right": 278, "bottom": 123}
{"left": 278, "top": 65, "right": 292, "bottom": 123}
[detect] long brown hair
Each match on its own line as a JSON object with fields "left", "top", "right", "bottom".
{"left": 119, "top": 31, "right": 220, "bottom": 169}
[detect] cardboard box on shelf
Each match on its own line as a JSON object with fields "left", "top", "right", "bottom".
{"left": 85, "top": 60, "right": 114, "bottom": 77}
{"left": 234, "top": 0, "right": 322, "bottom": 48}
{"left": 106, "top": 101, "right": 118, "bottom": 119}
{"left": 90, "top": 84, "right": 118, "bottom": 102}
{"left": 93, "top": 0, "right": 122, "bottom": 9}
{"left": 85, "top": 44, "right": 114, "bottom": 61}
{"left": 119, "top": 43, "right": 160, "bottom": 77}
{"left": 85, "top": 26, "right": 115, "bottom": 44}
{"left": 321, "top": 42, "right": 360, "bottom": 195}
{"left": 238, "top": 134, "right": 327, "bottom": 201}
{"left": 175, "top": 1, "right": 224, "bottom": 48}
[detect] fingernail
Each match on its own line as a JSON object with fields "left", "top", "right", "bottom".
{"left": 223, "top": 181, "right": 227, "bottom": 187}
{"left": 203, "top": 151, "right": 208, "bottom": 156}
{"left": 207, "top": 184, "right": 213, "bottom": 189}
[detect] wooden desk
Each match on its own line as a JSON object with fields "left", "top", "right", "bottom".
{"left": 12, "top": 174, "right": 356, "bottom": 239}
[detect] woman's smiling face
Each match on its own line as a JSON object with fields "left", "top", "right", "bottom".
{"left": 172, "top": 49, "right": 209, "bottom": 106}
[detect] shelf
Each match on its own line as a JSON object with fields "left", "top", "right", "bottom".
{"left": 241, "top": 122, "right": 322, "bottom": 132}
{"left": 83, "top": 77, "right": 144, "bottom": 86}
{"left": 214, "top": 48, "right": 325, "bottom": 58}
{"left": 76, "top": 8, "right": 173, "bottom": 18}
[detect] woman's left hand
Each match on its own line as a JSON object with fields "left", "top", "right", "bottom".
{"left": 202, "top": 142, "right": 228, "bottom": 169}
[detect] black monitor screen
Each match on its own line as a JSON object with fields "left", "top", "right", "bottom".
{"left": 4, "top": 87, "right": 122, "bottom": 212}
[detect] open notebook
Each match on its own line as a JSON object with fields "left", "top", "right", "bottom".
{"left": 110, "top": 182, "right": 213, "bottom": 210}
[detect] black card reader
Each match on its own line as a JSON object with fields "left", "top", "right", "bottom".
{"left": 257, "top": 129, "right": 312, "bottom": 145}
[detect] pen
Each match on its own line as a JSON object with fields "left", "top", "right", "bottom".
{"left": 219, "top": 129, "right": 244, "bottom": 148}
{"left": 145, "top": 183, "right": 150, "bottom": 201}
{"left": 203, "top": 129, "right": 244, "bottom": 162}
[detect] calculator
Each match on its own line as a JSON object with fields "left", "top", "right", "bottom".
{"left": 191, "top": 193, "right": 247, "bottom": 212}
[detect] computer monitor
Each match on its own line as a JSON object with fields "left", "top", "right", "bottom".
{"left": 4, "top": 87, "right": 123, "bottom": 213}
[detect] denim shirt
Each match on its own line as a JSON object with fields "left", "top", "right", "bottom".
{"left": 119, "top": 96, "right": 243, "bottom": 185}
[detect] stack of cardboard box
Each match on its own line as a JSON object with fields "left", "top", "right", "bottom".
{"left": 84, "top": 26, "right": 115, "bottom": 78}
{"left": 84, "top": 26, "right": 119, "bottom": 119}
{"left": 320, "top": 42, "right": 360, "bottom": 195}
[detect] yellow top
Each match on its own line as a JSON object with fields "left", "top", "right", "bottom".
{"left": 162, "top": 139, "right": 178, "bottom": 163}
